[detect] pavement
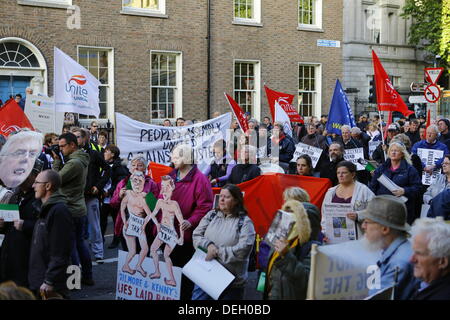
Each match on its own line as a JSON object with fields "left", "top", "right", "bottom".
{"left": 69, "top": 221, "right": 263, "bottom": 300}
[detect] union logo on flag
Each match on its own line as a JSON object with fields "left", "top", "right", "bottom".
{"left": 69, "top": 75, "right": 87, "bottom": 85}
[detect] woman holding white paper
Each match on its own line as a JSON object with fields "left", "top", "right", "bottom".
{"left": 423, "top": 155, "right": 450, "bottom": 204}
{"left": 321, "top": 161, "right": 375, "bottom": 241}
{"left": 369, "top": 141, "right": 421, "bottom": 224}
{"left": 192, "top": 184, "right": 255, "bottom": 300}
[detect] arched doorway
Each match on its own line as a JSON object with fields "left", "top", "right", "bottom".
{"left": 0, "top": 37, "right": 47, "bottom": 103}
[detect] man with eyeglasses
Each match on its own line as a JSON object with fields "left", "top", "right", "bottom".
{"left": 360, "top": 195, "right": 416, "bottom": 300}
{"left": 28, "top": 169, "right": 74, "bottom": 299}
{"left": 52, "top": 132, "right": 93, "bottom": 286}
{"left": 89, "top": 120, "right": 99, "bottom": 144}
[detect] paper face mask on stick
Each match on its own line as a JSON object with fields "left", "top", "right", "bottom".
{"left": 0, "top": 131, "right": 43, "bottom": 188}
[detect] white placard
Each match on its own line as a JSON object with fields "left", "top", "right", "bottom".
{"left": 368, "top": 141, "right": 381, "bottom": 159}
{"left": 125, "top": 214, "right": 145, "bottom": 237}
{"left": 291, "top": 142, "right": 323, "bottom": 168}
{"left": 322, "top": 203, "right": 356, "bottom": 244}
{"left": 182, "top": 248, "right": 235, "bottom": 300}
{"left": 157, "top": 224, "right": 179, "bottom": 249}
{"left": 116, "top": 250, "right": 182, "bottom": 300}
{"left": 417, "top": 148, "right": 444, "bottom": 185}
{"left": 24, "top": 94, "right": 65, "bottom": 134}
{"left": 0, "top": 204, "right": 20, "bottom": 222}
{"left": 344, "top": 148, "right": 365, "bottom": 171}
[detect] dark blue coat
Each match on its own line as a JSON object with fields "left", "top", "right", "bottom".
{"left": 427, "top": 188, "right": 450, "bottom": 220}
{"left": 369, "top": 159, "right": 422, "bottom": 224}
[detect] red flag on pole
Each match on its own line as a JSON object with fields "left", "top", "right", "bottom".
{"left": 383, "top": 111, "right": 393, "bottom": 137}
{"left": 425, "top": 109, "right": 431, "bottom": 137}
{"left": 224, "top": 93, "right": 249, "bottom": 132}
{"left": 264, "top": 86, "right": 304, "bottom": 123}
{"left": 372, "top": 50, "right": 414, "bottom": 117}
{"left": 0, "top": 99, "right": 34, "bottom": 137}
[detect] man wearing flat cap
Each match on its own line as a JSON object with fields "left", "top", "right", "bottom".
{"left": 360, "top": 195, "right": 415, "bottom": 299}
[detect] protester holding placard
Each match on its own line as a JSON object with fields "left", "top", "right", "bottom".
{"left": 321, "top": 161, "right": 374, "bottom": 242}
{"left": 192, "top": 184, "right": 255, "bottom": 300}
{"left": 369, "top": 142, "right": 422, "bottom": 224}
{"left": 264, "top": 200, "right": 314, "bottom": 300}
{"left": 162, "top": 143, "right": 214, "bottom": 300}
{"left": 411, "top": 125, "right": 449, "bottom": 174}
{"left": 0, "top": 158, "right": 43, "bottom": 287}
{"left": 423, "top": 155, "right": 450, "bottom": 205}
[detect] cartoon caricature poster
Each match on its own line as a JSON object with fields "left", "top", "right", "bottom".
{"left": 116, "top": 173, "right": 184, "bottom": 300}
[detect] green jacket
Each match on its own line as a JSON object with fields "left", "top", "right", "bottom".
{"left": 265, "top": 241, "right": 313, "bottom": 300}
{"left": 53, "top": 150, "right": 89, "bottom": 218}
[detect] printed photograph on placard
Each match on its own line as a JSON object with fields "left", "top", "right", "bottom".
{"left": 264, "top": 210, "right": 296, "bottom": 247}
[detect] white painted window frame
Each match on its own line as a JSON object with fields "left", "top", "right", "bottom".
{"left": 17, "top": 0, "right": 72, "bottom": 9}
{"left": 121, "top": 0, "right": 167, "bottom": 18}
{"left": 233, "top": 0, "right": 262, "bottom": 26}
{"left": 298, "top": 62, "right": 322, "bottom": 118}
{"left": 298, "top": 0, "right": 323, "bottom": 32}
{"left": 233, "top": 59, "right": 261, "bottom": 121}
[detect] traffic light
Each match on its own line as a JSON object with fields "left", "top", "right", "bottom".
{"left": 369, "top": 80, "right": 377, "bottom": 103}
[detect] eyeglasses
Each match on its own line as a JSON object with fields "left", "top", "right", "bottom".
{"left": 59, "top": 143, "right": 67, "bottom": 148}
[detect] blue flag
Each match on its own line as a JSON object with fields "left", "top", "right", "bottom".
{"left": 326, "top": 79, "right": 356, "bottom": 135}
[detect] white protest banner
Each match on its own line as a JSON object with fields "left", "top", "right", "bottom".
{"left": 344, "top": 148, "right": 365, "bottom": 171}
{"left": 182, "top": 248, "right": 235, "bottom": 300}
{"left": 116, "top": 112, "right": 232, "bottom": 172}
{"left": 290, "top": 142, "right": 323, "bottom": 168}
{"left": 307, "top": 241, "right": 380, "bottom": 300}
{"left": 125, "top": 215, "right": 145, "bottom": 237}
{"left": 54, "top": 47, "right": 101, "bottom": 117}
{"left": 24, "top": 94, "right": 64, "bottom": 134}
{"left": 321, "top": 203, "right": 356, "bottom": 244}
{"left": 0, "top": 204, "right": 19, "bottom": 222}
{"left": 116, "top": 250, "right": 182, "bottom": 300}
{"left": 368, "top": 141, "right": 381, "bottom": 159}
{"left": 417, "top": 148, "right": 444, "bottom": 185}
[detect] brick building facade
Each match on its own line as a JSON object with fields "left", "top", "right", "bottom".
{"left": 0, "top": 0, "right": 343, "bottom": 126}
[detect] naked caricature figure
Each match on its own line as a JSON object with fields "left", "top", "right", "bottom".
{"left": 141, "top": 175, "right": 184, "bottom": 287}
{"left": 120, "top": 171, "right": 156, "bottom": 277}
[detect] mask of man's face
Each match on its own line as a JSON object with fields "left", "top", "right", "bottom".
{"left": 0, "top": 136, "right": 41, "bottom": 188}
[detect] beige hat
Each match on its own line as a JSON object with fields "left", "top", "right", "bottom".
{"left": 359, "top": 195, "right": 410, "bottom": 231}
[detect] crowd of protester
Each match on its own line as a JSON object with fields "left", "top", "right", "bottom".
{"left": 0, "top": 111, "right": 450, "bottom": 301}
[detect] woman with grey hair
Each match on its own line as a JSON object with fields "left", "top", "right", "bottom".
{"left": 369, "top": 141, "right": 422, "bottom": 224}
{"left": 423, "top": 155, "right": 450, "bottom": 205}
{"left": 110, "top": 155, "right": 160, "bottom": 250}
{"left": 410, "top": 217, "right": 450, "bottom": 300}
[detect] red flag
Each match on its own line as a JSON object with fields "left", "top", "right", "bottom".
{"left": 224, "top": 93, "right": 249, "bottom": 132}
{"left": 264, "top": 86, "right": 304, "bottom": 123}
{"left": 425, "top": 109, "right": 431, "bottom": 137}
{"left": 383, "top": 111, "right": 393, "bottom": 137}
{"left": 372, "top": 50, "right": 414, "bottom": 117}
{"left": 0, "top": 99, "right": 34, "bottom": 137}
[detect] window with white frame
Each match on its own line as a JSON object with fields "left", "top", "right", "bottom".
{"left": 298, "top": 64, "right": 321, "bottom": 117}
{"left": 78, "top": 47, "right": 114, "bottom": 119}
{"left": 234, "top": 61, "right": 260, "bottom": 116}
{"left": 298, "top": 0, "right": 322, "bottom": 29}
{"left": 364, "top": 8, "right": 380, "bottom": 43}
{"left": 122, "top": 0, "right": 166, "bottom": 15}
{"left": 17, "top": 0, "right": 72, "bottom": 8}
{"left": 150, "top": 52, "right": 182, "bottom": 120}
{"left": 234, "top": 0, "right": 261, "bottom": 24}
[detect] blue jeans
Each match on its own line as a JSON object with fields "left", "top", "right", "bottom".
{"left": 71, "top": 215, "right": 93, "bottom": 280}
{"left": 86, "top": 198, "right": 104, "bottom": 259}
{"left": 192, "top": 284, "right": 244, "bottom": 300}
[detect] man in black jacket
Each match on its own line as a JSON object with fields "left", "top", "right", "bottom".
{"left": 29, "top": 169, "right": 74, "bottom": 299}
{"left": 228, "top": 145, "right": 261, "bottom": 184}
{"left": 320, "top": 142, "right": 345, "bottom": 186}
{"left": 75, "top": 128, "right": 111, "bottom": 263}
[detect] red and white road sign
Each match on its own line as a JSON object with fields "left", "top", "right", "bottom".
{"left": 425, "top": 67, "right": 444, "bottom": 84}
{"left": 424, "top": 84, "right": 441, "bottom": 103}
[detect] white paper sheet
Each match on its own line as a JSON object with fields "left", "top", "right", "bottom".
{"left": 376, "top": 174, "right": 408, "bottom": 203}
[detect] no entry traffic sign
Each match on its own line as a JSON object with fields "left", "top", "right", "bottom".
{"left": 424, "top": 84, "right": 441, "bottom": 103}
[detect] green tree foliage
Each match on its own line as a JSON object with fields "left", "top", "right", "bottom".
{"left": 402, "top": 0, "right": 450, "bottom": 68}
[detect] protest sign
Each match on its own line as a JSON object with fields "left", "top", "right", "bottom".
{"left": 344, "top": 148, "right": 365, "bottom": 170}
{"left": 158, "top": 224, "right": 179, "bottom": 249}
{"left": 24, "top": 94, "right": 65, "bottom": 134}
{"left": 264, "top": 210, "right": 296, "bottom": 246}
{"left": 116, "top": 112, "right": 232, "bottom": 172}
{"left": 307, "top": 241, "right": 379, "bottom": 300}
{"left": 368, "top": 141, "right": 381, "bottom": 159}
{"left": 116, "top": 250, "right": 182, "bottom": 300}
{"left": 125, "top": 214, "right": 145, "bottom": 237}
{"left": 182, "top": 248, "right": 235, "bottom": 300}
{"left": 417, "top": 148, "right": 444, "bottom": 185}
{"left": 291, "top": 143, "right": 323, "bottom": 168}
{"left": 0, "top": 204, "right": 20, "bottom": 222}
{"left": 321, "top": 203, "right": 356, "bottom": 244}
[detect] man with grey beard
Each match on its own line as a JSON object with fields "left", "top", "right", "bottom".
{"left": 319, "top": 142, "right": 345, "bottom": 186}
{"left": 359, "top": 195, "right": 415, "bottom": 299}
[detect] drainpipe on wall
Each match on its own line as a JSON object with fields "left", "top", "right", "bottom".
{"left": 206, "top": 0, "right": 211, "bottom": 119}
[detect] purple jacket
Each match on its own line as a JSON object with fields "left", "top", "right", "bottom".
{"left": 157, "top": 165, "right": 213, "bottom": 243}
